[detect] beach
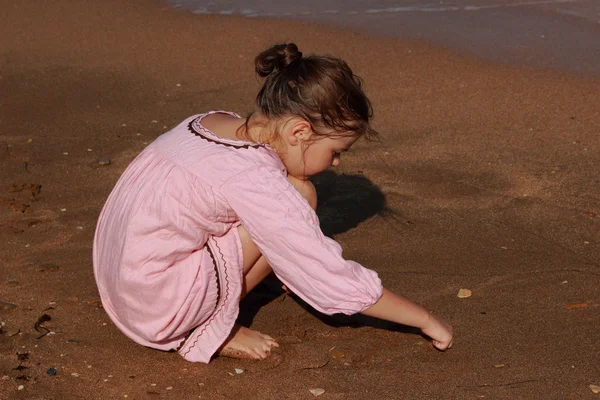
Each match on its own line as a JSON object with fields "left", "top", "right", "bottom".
{"left": 1, "top": 0, "right": 599, "bottom": 399}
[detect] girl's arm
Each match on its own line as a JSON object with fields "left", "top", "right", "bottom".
{"left": 361, "top": 288, "right": 453, "bottom": 350}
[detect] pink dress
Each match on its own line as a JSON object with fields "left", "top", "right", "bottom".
{"left": 93, "top": 111, "right": 383, "bottom": 363}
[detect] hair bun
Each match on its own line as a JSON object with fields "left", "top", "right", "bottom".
{"left": 255, "top": 43, "right": 303, "bottom": 78}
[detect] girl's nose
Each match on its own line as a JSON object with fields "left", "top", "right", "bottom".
{"left": 331, "top": 155, "right": 340, "bottom": 167}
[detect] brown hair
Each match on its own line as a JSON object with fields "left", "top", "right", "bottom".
{"left": 245, "top": 43, "right": 378, "bottom": 141}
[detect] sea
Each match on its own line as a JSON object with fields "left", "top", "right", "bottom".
{"left": 163, "top": 0, "right": 600, "bottom": 77}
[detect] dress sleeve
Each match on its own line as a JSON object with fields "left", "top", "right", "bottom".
{"left": 220, "top": 165, "right": 383, "bottom": 315}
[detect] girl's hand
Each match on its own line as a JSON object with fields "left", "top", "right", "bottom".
{"left": 421, "top": 314, "right": 453, "bottom": 351}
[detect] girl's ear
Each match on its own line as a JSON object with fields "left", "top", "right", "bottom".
{"left": 287, "top": 118, "right": 312, "bottom": 146}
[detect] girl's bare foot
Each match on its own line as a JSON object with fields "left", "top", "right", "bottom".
{"left": 218, "top": 325, "right": 279, "bottom": 360}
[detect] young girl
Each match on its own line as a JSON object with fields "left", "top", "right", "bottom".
{"left": 93, "top": 43, "right": 452, "bottom": 363}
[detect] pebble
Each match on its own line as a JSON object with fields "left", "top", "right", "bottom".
{"left": 329, "top": 348, "right": 345, "bottom": 359}
{"left": 590, "top": 384, "right": 600, "bottom": 394}
{"left": 176, "top": 83, "right": 181, "bottom": 87}
{"left": 99, "top": 157, "right": 111, "bottom": 166}
{"left": 27, "top": 138, "right": 33, "bottom": 143}
{"left": 18, "top": 385, "right": 24, "bottom": 391}
{"left": 150, "top": 383, "right": 156, "bottom": 387}
{"left": 0, "top": 301, "right": 17, "bottom": 310}
{"left": 61, "top": 208, "right": 67, "bottom": 212}
{"left": 87, "top": 149, "right": 93, "bottom": 152}
{"left": 71, "top": 373, "right": 80, "bottom": 377}
{"left": 457, "top": 289, "right": 472, "bottom": 298}
{"left": 565, "top": 303, "right": 588, "bottom": 310}
{"left": 38, "top": 263, "right": 60, "bottom": 272}
{"left": 166, "top": 386, "right": 173, "bottom": 390}
{"left": 234, "top": 368, "right": 244, "bottom": 374}
{"left": 151, "top": 120, "right": 158, "bottom": 123}
{"left": 63, "top": 152, "right": 69, "bottom": 155}
{"left": 6, "top": 328, "right": 20, "bottom": 337}
{"left": 309, "top": 388, "right": 325, "bottom": 397}
{"left": 47, "top": 367, "right": 57, "bottom": 376}
{"left": 103, "top": 379, "right": 109, "bottom": 382}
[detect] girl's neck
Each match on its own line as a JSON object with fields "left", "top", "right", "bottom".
{"left": 237, "top": 113, "right": 283, "bottom": 152}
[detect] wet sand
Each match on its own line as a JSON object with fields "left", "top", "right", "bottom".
{"left": 1, "top": 0, "right": 599, "bottom": 398}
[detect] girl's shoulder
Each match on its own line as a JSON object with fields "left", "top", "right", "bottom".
{"left": 154, "top": 111, "right": 285, "bottom": 187}
{"left": 187, "top": 111, "right": 263, "bottom": 151}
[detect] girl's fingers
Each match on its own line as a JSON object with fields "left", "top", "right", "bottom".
{"left": 429, "top": 340, "right": 452, "bottom": 351}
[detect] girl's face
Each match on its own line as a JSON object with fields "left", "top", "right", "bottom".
{"left": 283, "top": 131, "right": 358, "bottom": 180}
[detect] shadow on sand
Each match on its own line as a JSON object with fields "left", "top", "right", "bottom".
{"left": 238, "top": 171, "right": 416, "bottom": 334}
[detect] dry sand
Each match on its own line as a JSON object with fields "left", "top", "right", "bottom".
{"left": 1, "top": 0, "right": 599, "bottom": 399}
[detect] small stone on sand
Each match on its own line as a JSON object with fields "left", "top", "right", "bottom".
{"left": 329, "top": 348, "right": 345, "bottom": 359}
{"left": 18, "top": 385, "right": 24, "bottom": 390}
{"left": 71, "top": 373, "right": 79, "bottom": 377}
{"left": 309, "top": 388, "right": 326, "bottom": 397}
{"left": 565, "top": 303, "right": 588, "bottom": 310}
{"left": 0, "top": 301, "right": 18, "bottom": 310}
{"left": 6, "top": 328, "right": 21, "bottom": 336}
{"left": 590, "top": 384, "right": 600, "bottom": 394}
{"left": 457, "top": 289, "right": 472, "bottom": 298}
{"left": 38, "top": 263, "right": 60, "bottom": 272}
{"left": 234, "top": 368, "right": 244, "bottom": 374}
{"left": 99, "top": 157, "right": 111, "bottom": 165}
{"left": 47, "top": 368, "right": 57, "bottom": 376}
{"left": 166, "top": 386, "right": 173, "bottom": 390}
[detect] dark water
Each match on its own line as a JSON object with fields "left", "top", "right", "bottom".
{"left": 164, "top": 0, "right": 600, "bottom": 77}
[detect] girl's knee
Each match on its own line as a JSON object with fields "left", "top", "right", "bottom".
{"left": 288, "top": 176, "right": 317, "bottom": 210}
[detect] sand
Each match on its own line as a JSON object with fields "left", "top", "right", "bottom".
{"left": 1, "top": 0, "right": 599, "bottom": 399}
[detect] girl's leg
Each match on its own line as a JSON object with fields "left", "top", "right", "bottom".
{"left": 218, "top": 177, "right": 317, "bottom": 360}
